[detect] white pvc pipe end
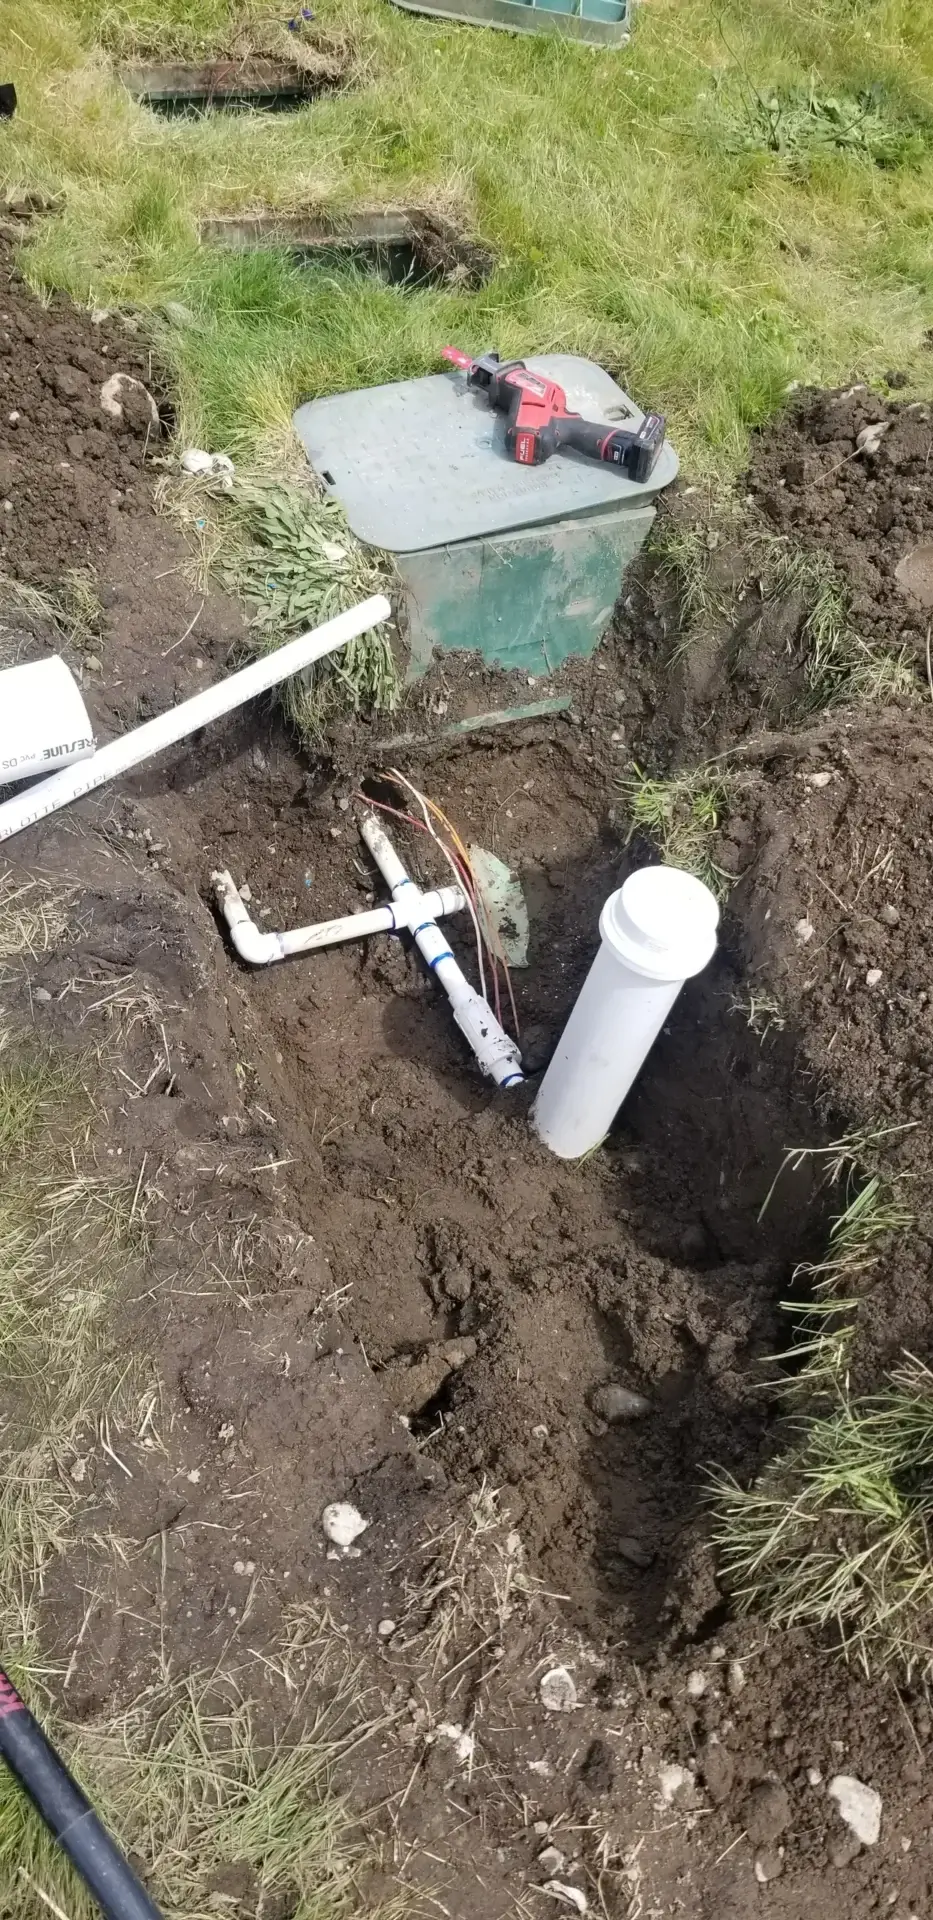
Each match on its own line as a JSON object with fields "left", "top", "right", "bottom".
{"left": 531, "top": 866, "right": 720, "bottom": 1160}
{"left": 599, "top": 865, "right": 720, "bottom": 982}
{"left": 0, "top": 656, "right": 94, "bottom": 783}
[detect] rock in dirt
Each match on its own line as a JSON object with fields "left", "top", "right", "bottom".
{"left": 727, "top": 1658, "right": 746, "bottom": 1697}
{"left": 321, "top": 1501, "right": 369, "bottom": 1549}
{"left": 828, "top": 1774, "right": 882, "bottom": 1847}
{"left": 744, "top": 1780, "right": 791, "bottom": 1849}
{"left": 754, "top": 1850, "right": 784, "bottom": 1884}
{"left": 658, "top": 1763, "right": 695, "bottom": 1807}
{"left": 99, "top": 372, "right": 159, "bottom": 432}
{"left": 537, "top": 1846, "right": 567, "bottom": 1875}
{"left": 616, "top": 1535, "right": 653, "bottom": 1569}
{"left": 686, "top": 1669, "right": 707, "bottom": 1699}
{"left": 699, "top": 1738, "right": 734, "bottom": 1806}
{"left": 540, "top": 1666, "right": 577, "bottom": 1712}
{"left": 591, "top": 1383, "right": 651, "bottom": 1422}
{"left": 542, "top": 1881, "right": 587, "bottom": 1914}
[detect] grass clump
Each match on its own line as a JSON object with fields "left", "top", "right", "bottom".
{"left": 713, "top": 1128, "right": 931, "bottom": 1677}
{"left": 712, "top": 1356, "right": 933, "bottom": 1682}
{"left": 764, "top": 542, "right": 918, "bottom": 709}
{"left": 719, "top": 80, "right": 933, "bottom": 170}
{"left": 230, "top": 481, "right": 399, "bottom": 734}
{"left": 620, "top": 764, "right": 732, "bottom": 899}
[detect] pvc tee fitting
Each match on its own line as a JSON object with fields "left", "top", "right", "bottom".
{"left": 531, "top": 865, "right": 719, "bottom": 1159}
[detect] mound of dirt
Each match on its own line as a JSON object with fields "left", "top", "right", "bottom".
{"left": 747, "top": 384, "right": 933, "bottom": 658}
{"left": 725, "top": 706, "right": 933, "bottom": 1143}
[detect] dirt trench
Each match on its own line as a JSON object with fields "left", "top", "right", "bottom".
{"left": 6, "top": 243, "right": 933, "bottom": 1916}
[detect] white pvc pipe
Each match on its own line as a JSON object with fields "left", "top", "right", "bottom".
{"left": 0, "top": 595, "right": 391, "bottom": 843}
{"left": 0, "top": 657, "right": 95, "bottom": 782}
{"left": 531, "top": 866, "right": 719, "bottom": 1159}
{"left": 212, "top": 867, "right": 466, "bottom": 965}
{"left": 359, "top": 811, "right": 524, "bottom": 1089}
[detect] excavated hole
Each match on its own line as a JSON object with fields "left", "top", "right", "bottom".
{"left": 199, "top": 210, "right": 495, "bottom": 291}
{"left": 150, "top": 708, "right": 830, "bottom": 1647}
{"left": 120, "top": 57, "right": 346, "bottom": 116}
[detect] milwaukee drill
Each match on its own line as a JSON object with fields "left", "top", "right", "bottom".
{"left": 442, "top": 348, "right": 665, "bottom": 481}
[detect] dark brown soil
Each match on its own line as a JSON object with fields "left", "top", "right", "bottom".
{"left": 4, "top": 253, "right": 933, "bottom": 1920}
{"left": 747, "top": 384, "right": 933, "bottom": 661}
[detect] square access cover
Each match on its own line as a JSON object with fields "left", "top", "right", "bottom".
{"left": 293, "top": 355, "right": 678, "bottom": 554}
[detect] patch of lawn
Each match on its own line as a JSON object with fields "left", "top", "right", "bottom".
{"left": 0, "top": 0, "right": 931, "bottom": 479}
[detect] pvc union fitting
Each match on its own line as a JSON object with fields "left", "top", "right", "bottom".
{"left": 531, "top": 866, "right": 719, "bottom": 1160}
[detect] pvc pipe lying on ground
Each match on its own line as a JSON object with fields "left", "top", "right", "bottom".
{"left": 212, "top": 867, "right": 466, "bottom": 965}
{"left": 0, "top": 595, "right": 391, "bottom": 844}
{"left": 0, "top": 656, "right": 95, "bottom": 782}
{"left": 359, "top": 810, "right": 524, "bottom": 1089}
{"left": 532, "top": 866, "right": 719, "bottom": 1158}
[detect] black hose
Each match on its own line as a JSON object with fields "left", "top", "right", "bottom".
{"left": 0, "top": 1667, "right": 164, "bottom": 1919}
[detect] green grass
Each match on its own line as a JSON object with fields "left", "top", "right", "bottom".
{"left": 1, "top": 0, "right": 932, "bottom": 481}
{"left": 620, "top": 763, "right": 732, "bottom": 898}
{"left": 0, "top": 1676, "right": 382, "bottom": 1920}
{"left": 223, "top": 477, "right": 400, "bottom": 733}
{"left": 711, "top": 1355, "right": 933, "bottom": 1682}
{"left": 713, "top": 1128, "right": 932, "bottom": 1677}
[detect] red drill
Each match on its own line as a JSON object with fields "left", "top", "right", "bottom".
{"left": 442, "top": 348, "right": 665, "bottom": 481}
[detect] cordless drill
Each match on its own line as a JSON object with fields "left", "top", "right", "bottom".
{"left": 442, "top": 348, "right": 666, "bottom": 481}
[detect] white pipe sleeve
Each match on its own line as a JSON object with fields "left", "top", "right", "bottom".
{"left": 532, "top": 866, "right": 719, "bottom": 1158}
{"left": 359, "top": 811, "right": 523, "bottom": 1088}
{"left": 0, "top": 657, "right": 95, "bottom": 781}
{"left": 212, "top": 869, "right": 465, "bottom": 965}
{"left": 0, "top": 595, "right": 391, "bottom": 843}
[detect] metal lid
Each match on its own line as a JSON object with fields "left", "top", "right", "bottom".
{"left": 292, "top": 355, "right": 679, "bottom": 553}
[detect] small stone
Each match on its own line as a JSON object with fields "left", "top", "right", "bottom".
{"left": 537, "top": 1846, "right": 567, "bottom": 1875}
{"left": 591, "top": 1383, "right": 651, "bottom": 1422}
{"left": 33, "top": 986, "right": 52, "bottom": 1004}
{"left": 745, "top": 1780, "right": 791, "bottom": 1848}
{"left": 377, "top": 1618, "right": 396, "bottom": 1638}
{"left": 322, "top": 1501, "right": 369, "bottom": 1549}
{"left": 807, "top": 1767, "right": 823, "bottom": 1786}
{"left": 754, "top": 1850, "right": 784, "bottom": 1884}
{"left": 795, "top": 916, "right": 815, "bottom": 945}
{"left": 805, "top": 769, "right": 833, "bottom": 788}
{"left": 880, "top": 903, "right": 900, "bottom": 927}
{"left": 686, "top": 1670, "right": 707, "bottom": 1699}
{"left": 7, "top": 409, "right": 19, "bottom": 424}
{"left": 828, "top": 1774, "right": 882, "bottom": 1847}
{"left": 866, "top": 968, "right": 883, "bottom": 987}
{"left": 541, "top": 1883, "right": 587, "bottom": 1915}
{"left": 442, "top": 1266, "right": 472, "bottom": 1304}
{"left": 540, "top": 1666, "right": 577, "bottom": 1713}
{"left": 239, "top": 884, "right": 252, "bottom": 902}
{"left": 616, "top": 1536, "right": 653, "bottom": 1569}
{"left": 84, "top": 654, "right": 102, "bottom": 673}
{"left": 699, "top": 1739, "right": 734, "bottom": 1806}
{"left": 727, "top": 1659, "right": 746, "bottom": 1697}
{"left": 658, "top": 1763, "right": 693, "bottom": 1806}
